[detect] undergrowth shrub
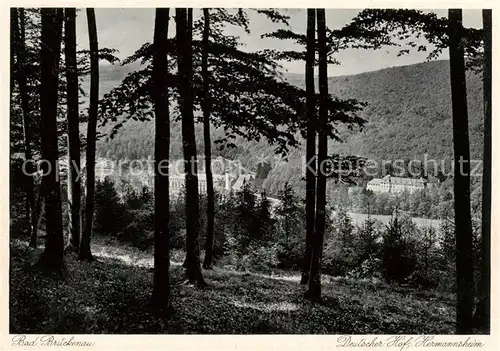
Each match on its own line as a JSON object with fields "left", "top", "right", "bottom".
{"left": 381, "top": 213, "right": 418, "bottom": 283}
{"left": 351, "top": 256, "right": 383, "bottom": 279}
{"left": 274, "top": 183, "right": 305, "bottom": 269}
{"left": 87, "top": 177, "right": 480, "bottom": 296}
{"left": 322, "top": 208, "right": 360, "bottom": 276}
{"left": 94, "top": 177, "right": 128, "bottom": 236}
{"left": 236, "top": 245, "right": 279, "bottom": 273}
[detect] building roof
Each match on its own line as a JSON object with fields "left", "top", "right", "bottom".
{"left": 389, "top": 177, "right": 426, "bottom": 185}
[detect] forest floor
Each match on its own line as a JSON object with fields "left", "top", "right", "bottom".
{"left": 10, "top": 236, "right": 456, "bottom": 334}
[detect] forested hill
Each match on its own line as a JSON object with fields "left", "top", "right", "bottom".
{"left": 285, "top": 59, "right": 483, "bottom": 162}
{"left": 95, "top": 59, "right": 484, "bottom": 195}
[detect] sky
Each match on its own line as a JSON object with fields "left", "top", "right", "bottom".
{"left": 75, "top": 8, "right": 483, "bottom": 76}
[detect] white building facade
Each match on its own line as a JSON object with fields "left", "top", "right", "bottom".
{"left": 366, "top": 175, "right": 427, "bottom": 194}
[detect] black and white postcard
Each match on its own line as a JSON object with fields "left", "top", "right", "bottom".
{"left": 3, "top": 2, "right": 498, "bottom": 350}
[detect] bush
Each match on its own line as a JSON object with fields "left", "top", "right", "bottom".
{"left": 350, "top": 256, "right": 383, "bottom": 279}
{"left": 170, "top": 249, "right": 185, "bottom": 263}
{"left": 274, "top": 183, "right": 305, "bottom": 269}
{"left": 94, "top": 177, "right": 128, "bottom": 236}
{"left": 321, "top": 209, "right": 360, "bottom": 276}
{"left": 381, "top": 213, "right": 418, "bottom": 283}
{"left": 322, "top": 243, "right": 359, "bottom": 277}
{"left": 435, "top": 264, "right": 456, "bottom": 292}
{"left": 405, "top": 268, "right": 440, "bottom": 290}
{"left": 119, "top": 209, "right": 154, "bottom": 250}
{"left": 276, "top": 238, "right": 304, "bottom": 270}
{"left": 236, "top": 245, "right": 279, "bottom": 273}
{"left": 355, "top": 218, "right": 383, "bottom": 263}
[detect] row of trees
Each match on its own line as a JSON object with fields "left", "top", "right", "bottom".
{"left": 339, "top": 8, "right": 491, "bottom": 334}
{"left": 10, "top": 8, "right": 113, "bottom": 264}
{"left": 336, "top": 183, "right": 459, "bottom": 220}
{"left": 11, "top": 8, "right": 366, "bottom": 314}
{"left": 147, "top": 9, "right": 492, "bottom": 331}
{"left": 98, "top": 8, "right": 366, "bottom": 313}
{"left": 266, "top": 8, "right": 490, "bottom": 333}
{"left": 261, "top": 8, "right": 491, "bottom": 332}
{"left": 91, "top": 176, "right": 472, "bottom": 295}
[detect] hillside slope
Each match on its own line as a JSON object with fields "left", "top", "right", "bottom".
{"left": 11, "top": 237, "right": 455, "bottom": 334}
{"left": 95, "top": 60, "right": 484, "bottom": 195}
{"left": 286, "top": 60, "right": 483, "bottom": 161}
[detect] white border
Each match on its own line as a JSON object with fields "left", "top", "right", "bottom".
{"left": 1, "top": 2, "right": 498, "bottom": 350}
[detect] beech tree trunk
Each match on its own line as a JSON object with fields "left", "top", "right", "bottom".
{"left": 10, "top": 9, "right": 15, "bottom": 95}
{"left": 80, "top": 8, "right": 98, "bottom": 261}
{"left": 301, "top": 8, "right": 317, "bottom": 285}
{"left": 306, "top": 8, "right": 327, "bottom": 302}
{"left": 37, "top": 8, "right": 65, "bottom": 271}
{"left": 448, "top": 9, "right": 474, "bottom": 334}
{"left": 474, "top": 9, "right": 491, "bottom": 333}
{"left": 201, "top": 8, "right": 215, "bottom": 270}
{"left": 176, "top": 8, "right": 205, "bottom": 286}
{"left": 152, "top": 8, "right": 172, "bottom": 315}
{"left": 12, "top": 8, "right": 38, "bottom": 248}
{"left": 64, "top": 8, "right": 81, "bottom": 254}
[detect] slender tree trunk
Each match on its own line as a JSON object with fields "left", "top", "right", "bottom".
{"left": 474, "top": 9, "right": 491, "bottom": 333}
{"left": 448, "top": 9, "right": 474, "bottom": 334}
{"left": 176, "top": 8, "right": 205, "bottom": 286}
{"left": 19, "top": 8, "right": 44, "bottom": 245}
{"left": 10, "top": 9, "right": 15, "bottom": 96}
{"left": 12, "top": 8, "right": 38, "bottom": 247}
{"left": 37, "top": 8, "right": 64, "bottom": 271}
{"left": 152, "top": 8, "right": 172, "bottom": 315}
{"left": 80, "top": 8, "right": 98, "bottom": 261}
{"left": 31, "top": 183, "right": 46, "bottom": 242}
{"left": 64, "top": 8, "right": 81, "bottom": 254}
{"left": 306, "top": 8, "right": 327, "bottom": 302}
{"left": 35, "top": 197, "right": 45, "bottom": 232}
{"left": 301, "top": 8, "right": 317, "bottom": 284}
{"left": 201, "top": 8, "right": 215, "bottom": 270}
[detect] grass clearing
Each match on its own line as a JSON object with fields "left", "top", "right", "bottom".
{"left": 10, "top": 237, "right": 455, "bottom": 334}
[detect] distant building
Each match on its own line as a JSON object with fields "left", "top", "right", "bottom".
{"left": 87, "top": 156, "right": 258, "bottom": 197}
{"left": 366, "top": 175, "right": 427, "bottom": 194}
{"left": 169, "top": 171, "right": 255, "bottom": 196}
{"left": 169, "top": 173, "right": 210, "bottom": 195}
